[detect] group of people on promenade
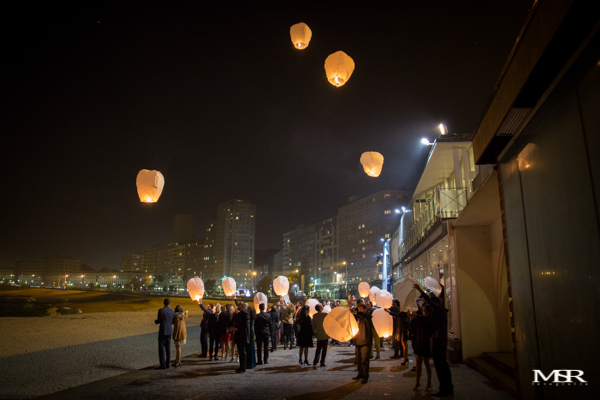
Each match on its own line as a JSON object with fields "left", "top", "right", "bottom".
{"left": 154, "top": 282, "right": 454, "bottom": 398}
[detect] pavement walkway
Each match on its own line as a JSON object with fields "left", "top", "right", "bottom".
{"left": 35, "top": 344, "right": 514, "bottom": 400}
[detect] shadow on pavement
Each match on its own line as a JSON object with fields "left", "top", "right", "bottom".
{"left": 281, "top": 381, "right": 363, "bottom": 400}
{"left": 169, "top": 366, "right": 236, "bottom": 379}
{"left": 255, "top": 365, "right": 311, "bottom": 374}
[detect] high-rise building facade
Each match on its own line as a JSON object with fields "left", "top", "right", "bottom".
{"left": 214, "top": 200, "right": 256, "bottom": 288}
{"left": 121, "top": 253, "right": 145, "bottom": 272}
{"left": 199, "top": 219, "right": 217, "bottom": 284}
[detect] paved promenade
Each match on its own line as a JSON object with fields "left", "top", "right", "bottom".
{"left": 35, "top": 344, "right": 513, "bottom": 400}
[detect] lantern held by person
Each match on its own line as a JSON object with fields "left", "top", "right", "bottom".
{"left": 282, "top": 294, "right": 291, "bottom": 306}
{"left": 306, "top": 298, "right": 319, "bottom": 318}
{"left": 324, "top": 51, "right": 355, "bottom": 87}
{"left": 323, "top": 305, "right": 332, "bottom": 313}
{"left": 273, "top": 275, "right": 289, "bottom": 296}
{"left": 375, "top": 290, "right": 393, "bottom": 309}
{"left": 358, "top": 282, "right": 370, "bottom": 298}
{"left": 136, "top": 169, "right": 165, "bottom": 203}
{"left": 369, "top": 286, "right": 381, "bottom": 305}
{"left": 323, "top": 307, "right": 359, "bottom": 342}
{"left": 186, "top": 277, "right": 205, "bottom": 302}
{"left": 222, "top": 277, "right": 237, "bottom": 297}
{"left": 372, "top": 308, "right": 393, "bottom": 338}
{"left": 290, "top": 22, "right": 312, "bottom": 50}
{"left": 424, "top": 276, "right": 442, "bottom": 296}
{"left": 254, "top": 292, "right": 268, "bottom": 313}
{"left": 394, "top": 277, "right": 420, "bottom": 311}
{"left": 360, "top": 152, "right": 384, "bottom": 178}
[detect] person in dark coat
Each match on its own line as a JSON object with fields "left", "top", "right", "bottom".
{"left": 387, "top": 299, "right": 410, "bottom": 364}
{"left": 414, "top": 283, "right": 453, "bottom": 397}
{"left": 255, "top": 303, "right": 272, "bottom": 364}
{"left": 277, "top": 303, "right": 285, "bottom": 344}
{"left": 154, "top": 298, "right": 175, "bottom": 369}
{"left": 410, "top": 303, "right": 433, "bottom": 392}
{"left": 203, "top": 302, "right": 221, "bottom": 360}
{"left": 353, "top": 303, "right": 374, "bottom": 384}
{"left": 231, "top": 302, "right": 250, "bottom": 373}
{"left": 246, "top": 307, "right": 257, "bottom": 369}
{"left": 198, "top": 302, "right": 213, "bottom": 358}
{"left": 312, "top": 304, "right": 329, "bottom": 367}
{"left": 297, "top": 305, "right": 313, "bottom": 365}
{"left": 218, "top": 304, "right": 234, "bottom": 360}
{"left": 269, "top": 305, "right": 280, "bottom": 352}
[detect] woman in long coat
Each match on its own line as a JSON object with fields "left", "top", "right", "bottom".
{"left": 172, "top": 305, "right": 188, "bottom": 367}
{"left": 297, "top": 305, "right": 313, "bottom": 365}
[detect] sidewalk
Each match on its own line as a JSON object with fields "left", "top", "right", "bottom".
{"left": 35, "top": 345, "right": 514, "bottom": 400}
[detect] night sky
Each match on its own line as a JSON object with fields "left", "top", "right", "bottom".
{"left": 1, "top": 1, "right": 532, "bottom": 269}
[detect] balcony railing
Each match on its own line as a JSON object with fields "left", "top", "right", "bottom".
{"left": 399, "top": 188, "right": 466, "bottom": 260}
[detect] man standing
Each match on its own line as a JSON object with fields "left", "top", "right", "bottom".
{"left": 312, "top": 304, "right": 329, "bottom": 367}
{"left": 255, "top": 303, "right": 272, "bottom": 365}
{"left": 282, "top": 302, "right": 296, "bottom": 349}
{"left": 198, "top": 302, "right": 213, "bottom": 357}
{"left": 387, "top": 299, "right": 410, "bottom": 364}
{"left": 232, "top": 302, "right": 251, "bottom": 373}
{"left": 204, "top": 302, "right": 221, "bottom": 360}
{"left": 154, "top": 298, "right": 175, "bottom": 369}
{"left": 353, "top": 303, "right": 374, "bottom": 383}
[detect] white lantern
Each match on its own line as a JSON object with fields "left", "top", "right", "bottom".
{"left": 323, "top": 305, "right": 332, "bottom": 313}
{"left": 424, "top": 276, "right": 442, "bottom": 296}
{"left": 290, "top": 22, "right": 312, "bottom": 50}
{"left": 306, "top": 298, "right": 319, "bottom": 318}
{"left": 186, "top": 277, "right": 205, "bottom": 302}
{"left": 222, "top": 277, "right": 237, "bottom": 297}
{"left": 282, "top": 294, "right": 291, "bottom": 306}
{"left": 360, "top": 152, "right": 384, "bottom": 178}
{"left": 273, "top": 275, "right": 289, "bottom": 296}
{"left": 324, "top": 51, "right": 355, "bottom": 87}
{"left": 369, "top": 286, "right": 381, "bottom": 305}
{"left": 136, "top": 169, "right": 165, "bottom": 203}
{"left": 254, "top": 292, "right": 268, "bottom": 313}
{"left": 358, "top": 282, "right": 370, "bottom": 298}
{"left": 372, "top": 308, "right": 394, "bottom": 338}
{"left": 323, "top": 307, "right": 359, "bottom": 342}
{"left": 375, "top": 290, "right": 393, "bottom": 309}
{"left": 395, "top": 277, "right": 420, "bottom": 311}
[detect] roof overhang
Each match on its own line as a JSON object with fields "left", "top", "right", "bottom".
{"left": 453, "top": 170, "right": 501, "bottom": 227}
{"left": 413, "top": 141, "right": 472, "bottom": 196}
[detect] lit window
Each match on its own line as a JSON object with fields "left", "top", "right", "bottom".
{"left": 384, "top": 210, "right": 391, "bottom": 214}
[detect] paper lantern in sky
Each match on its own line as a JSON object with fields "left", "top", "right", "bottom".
{"left": 306, "top": 298, "right": 320, "bottom": 318}
{"left": 136, "top": 169, "right": 165, "bottom": 203}
{"left": 424, "top": 276, "right": 442, "bottom": 297}
{"left": 369, "top": 286, "right": 381, "bottom": 305}
{"left": 254, "top": 292, "right": 268, "bottom": 313}
{"left": 323, "top": 307, "right": 359, "bottom": 342}
{"left": 376, "top": 290, "right": 393, "bottom": 309}
{"left": 360, "top": 152, "right": 384, "bottom": 178}
{"left": 186, "top": 277, "right": 205, "bottom": 302}
{"left": 222, "top": 277, "right": 237, "bottom": 297}
{"left": 395, "top": 277, "right": 420, "bottom": 311}
{"left": 323, "top": 305, "right": 331, "bottom": 313}
{"left": 358, "top": 282, "right": 370, "bottom": 298}
{"left": 372, "top": 308, "right": 394, "bottom": 338}
{"left": 324, "top": 51, "right": 355, "bottom": 87}
{"left": 273, "top": 275, "right": 289, "bottom": 296}
{"left": 290, "top": 22, "right": 312, "bottom": 50}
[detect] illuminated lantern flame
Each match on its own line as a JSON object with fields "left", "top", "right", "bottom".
{"left": 323, "top": 306, "right": 359, "bottom": 342}
{"left": 375, "top": 290, "right": 393, "bottom": 309}
{"left": 273, "top": 275, "right": 289, "bottom": 296}
{"left": 372, "top": 308, "right": 393, "bottom": 339}
{"left": 222, "top": 277, "right": 237, "bottom": 297}
{"left": 369, "top": 286, "right": 381, "bottom": 305}
{"left": 254, "top": 292, "right": 268, "bottom": 313}
{"left": 358, "top": 282, "right": 370, "bottom": 298}
{"left": 306, "top": 298, "right": 319, "bottom": 318}
{"left": 324, "top": 51, "right": 355, "bottom": 87}
{"left": 290, "top": 22, "right": 312, "bottom": 50}
{"left": 360, "top": 152, "right": 384, "bottom": 177}
{"left": 186, "top": 277, "right": 205, "bottom": 302}
{"left": 518, "top": 143, "right": 536, "bottom": 171}
{"left": 136, "top": 169, "right": 164, "bottom": 203}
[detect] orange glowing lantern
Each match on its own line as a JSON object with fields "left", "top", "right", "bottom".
{"left": 290, "top": 22, "right": 312, "bottom": 50}
{"left": 375, "top": 290, "right": 393, "bottom": 309}
{"left": 372, "top": 308, "right": 393, "bottom": 338}
{"left": 273, "top": 275, "right": 289, "bottom": 296}
{"left": 324, "top": 51, "right": 355, "bottom": 87}
{"left": 254, "top": 292, "right": 268, "bottom": 313}
{"left": 306, "top": 298, "right": 319, "bottom": 318}
{"left": 358, "top": 282, "right": 370, "bottom": 298}
{"left": 222, "top": 277, "right": 237, "bottom": 297}
{"left": 187, "top": 277, "right": 205, "bottom": 302}
{"left": 323, "top": 307, "right": 359, "bottom": 342}
{"left": 369, "top": 286, "right": 381, "bottom": 305}
{"left": 360, "top": 152, "right": 384, "bottom": 177}
{"left": 136, "top": 169, "right": 164, "bottom": 203}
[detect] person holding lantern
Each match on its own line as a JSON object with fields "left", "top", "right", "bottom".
{"left": 386, "top": 299, "right": 410, "bottom": 364}
{"left": 218, "top": 304, "right": 233, "bottom": 361}
{"left": 171, "top": 305, "right": 188, "bottom": 367}
{"left": 206, "top": 303, "right": 221, "bottom": 360}
{"left": 353, "top": 303, "right": 374, "bottom": 383}
{"left": 282, "top": 302, "right": 296, "bottom": 349}
{"left": 198, "top": 302, "right": 213, "bottom": 358}
{"left": 269, "top": 305, "right": 280, "bottom": 352}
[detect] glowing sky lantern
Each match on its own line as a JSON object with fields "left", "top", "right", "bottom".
{"left": 324, "top": 51, "right": 355, "bottom": 87}
{"left": 369, "top": 286, "right": 381, "bottom": 305}
{"left": 323, "top": 307, "right": 359, "bottom": 342}
{"left": 395, "top": 277, "right": 420, "bottom": 311}
{"left": 358, "top": 282, "right": 370, "bottom": 298}
{"left": 282, "top": 294, "right": 291, "bottom": 306}
{"left": 372, "top": 308, "right": 394, "bottom": 338}
{"left": 254, "top": 292, "right": 268, "bottom": 313}
{"left": 306, "top": 298, "right": 320, "bottom": 318}
{"left": 222, "top": 277, "right": 237, "bottom": 297}
{"left": 323, "top": 305, "right": 332, "bottom": 313}
{"left": 273, "top": 275, "right": 289, "bottom": 296}
{"left": 360, "top": 152, "right": 384, "bottom": 177}
{"left": 375, "top": 290, "right": 393, "bottom": 309}
{"left": 186, "top": 277, "right": 205, "bottom": 302}
{"left": 290, "top": 22, "right": 312, "bottom": 50}
{"left": 136, "top": 169, "right": 164, "bottom": 203}
{"left": 424, "top": 276, "right": 442, "bottom": 296}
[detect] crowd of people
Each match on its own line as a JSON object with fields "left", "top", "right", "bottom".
{"left": 154, "top": 282, "right": 454, "bottom": 398}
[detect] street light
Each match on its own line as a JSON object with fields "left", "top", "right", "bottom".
{"left": 439, "top": 123, "right": 448, "bottom": 135}
{"left": 421, "top": 138, "right": 434, "bottom": 146}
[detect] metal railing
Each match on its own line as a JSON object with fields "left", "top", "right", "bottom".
{"left": 399, "top": 188, "right": 466, "bottom": 259}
